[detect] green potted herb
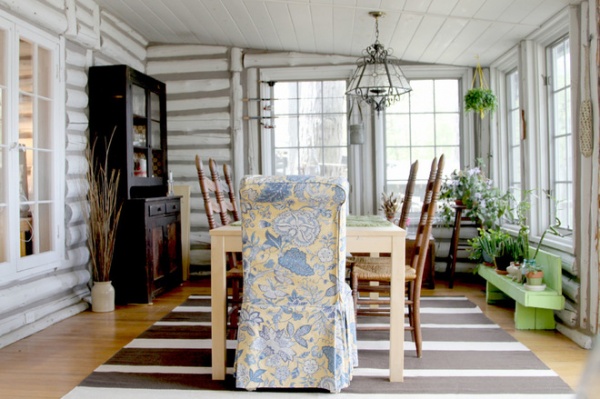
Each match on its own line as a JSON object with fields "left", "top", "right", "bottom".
{"left": 465, "top": 88, "right": 497, "bottom": 119}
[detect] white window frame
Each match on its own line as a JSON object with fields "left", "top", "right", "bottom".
{"left": 0, "top": 9, "right": 65, "bottom": 277}
{"left": 255, "top": 65, "right": 471, "bottom": 214}
{"left": 492, "top": 9, "right": 573, "bottom": 254}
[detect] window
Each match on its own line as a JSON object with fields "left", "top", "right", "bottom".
{"left": 0, "top": 11, "right": 64, "bottom": 274}
{"left": 506, "top": 69, "right": 521, "bottom": 200}
{"left": 271, "top": 81, "right": 348, "bottom": 178}
{"left": 547, "top": 36, "right": 572, "bottom": 231}
{"left": 384, "top": 79, "right": 461, "bottom": 204}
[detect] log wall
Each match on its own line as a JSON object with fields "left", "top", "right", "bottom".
{"left": 0, "top": 0, "right": 146, "bottom": 349}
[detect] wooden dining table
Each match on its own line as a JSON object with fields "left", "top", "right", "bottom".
{"left": 209, "top": 215, "right": 406, "bottom": 382}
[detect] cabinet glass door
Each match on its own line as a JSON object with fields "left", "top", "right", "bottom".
{"left": 132, "top": 84, "right": 148, "bottom": 178}
{"left": 149, "top": 91, "right": 163, "bottom": 178}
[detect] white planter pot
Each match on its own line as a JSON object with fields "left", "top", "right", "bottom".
{"left": 91, "top": 281, "right": 115, "bottom": 312}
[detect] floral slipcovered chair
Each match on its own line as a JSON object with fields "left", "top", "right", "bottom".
{"left": 234, "top": 175, "right": 357, "bottom": 392}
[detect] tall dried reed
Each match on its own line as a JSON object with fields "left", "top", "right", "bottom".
{"left": 86, "top": 129, "right": 122, "bottom": 282}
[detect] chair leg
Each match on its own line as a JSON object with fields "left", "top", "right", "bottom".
{"left": 413, "top": 297, "right": 422, "bottom": 358}
{"left": 227, "top": 276, "right": 242, "bottom": 340}
{"left": 351, "top": 270, "right": 359, "bottom": 317}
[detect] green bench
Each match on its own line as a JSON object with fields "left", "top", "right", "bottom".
{"left": 477, "top": 248, "right": 565, "bottom": 330}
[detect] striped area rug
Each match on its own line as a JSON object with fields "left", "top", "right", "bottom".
{"left": 63, "top": 295, "right": 574, "bottom": 398}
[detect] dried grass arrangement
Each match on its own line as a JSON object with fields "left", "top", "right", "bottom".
{"left": 86, "top": 130, "right": 123, "bottom": 282}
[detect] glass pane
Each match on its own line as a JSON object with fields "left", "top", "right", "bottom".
{"left": 20, "top": 207, "right": 33, "bottom": 257}
{"left": 323, "top": 147, "right": 347, "bottom": 177}
{"left": 20, "top": 148, "right": 32, "bottom": 203}
{"left": 151, "top": 150, "right": 163, "bottom": 178}
{"left": 298, "top": 115, "right": 322, "bottom": 146}
{"left": 274, "top": 116, "right": 298, "bottom": 147}
{"left": 132, "top": 84, "right": 146, "bottom": 117}
{"left": 150, "top": 91, "right": 160, "bottom": 121}
{"left": 36, "top": 202, "right": 52, "bottom": 253}
{"left": 0, "top": 206, "right": 6, "bottom": 262}
{"left": 38, "top": 46, "right": 52, "bottom": 98}
{"left": 410, "top": 114, "right": 434, "bottom": 146}
{"left": 435, "top": 114, "right": 460, "bottom": 145}
{"left": 510, "top": 146, "right": 521, "bottom": 185}
{"left": 386, "top": 147, "right": 411, "bottom": 182}
{"left": 323, "top": 81, "right": 346, "bottom": 113}
{"left": 408, "top": 80, "right": 433, "bottom": 113}
{"left": 19, "top": 93, "right": 33, "bottom": 144}
{"left": 133, "top": 122, "right": 147, "bottom": 146}
{"left": 435, "top": 80, "right": 459, "bottom": 112}
{"left": 275, "top": 98, "right": 298, "bottom": 114}
{"left": 0, "top": 29, "right": 5, "bottom": 86}
{"left": 19, "top": 39, "right": 33, "bottom": 93}
{"left": 150, "top": 120, "right": 161, "bottom": 149}
{"left": 323, "top": 114, "right": 346, "bottom": 146}
{"left": 275, "top": 148, "right": 298, "bottom": 175}
{"left": 386, "top": 114, "right": 410, "bottom": 146}
{"left": 38, "top": 98, "right": 53, "bottom": 149}
{"left": 299, "top": 147, "right": 321, "bottom": 175}
{"left": 0, "top": 89, "right": 4, "bottom": 144}
{"left": 37, "top": 150, "right": 52, "bottom": 201}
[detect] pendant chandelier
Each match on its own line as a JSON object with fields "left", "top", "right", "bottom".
{"left": 346, "top": 11, "right": 412, "bottom": 113}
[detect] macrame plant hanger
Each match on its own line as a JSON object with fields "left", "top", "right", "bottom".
{"left": 579, "top": 35, "right": 593, "bottom": 157}
{"left": 471, "top": 60, "right": 490, "bottom": 119}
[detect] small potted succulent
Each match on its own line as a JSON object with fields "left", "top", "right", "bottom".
{"left": 380, "top": 192, "right": 401, "bottom": 222}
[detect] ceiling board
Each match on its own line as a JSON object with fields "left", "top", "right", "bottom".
{"left": 93, "top": 0, "right": 579, "bottom": 67}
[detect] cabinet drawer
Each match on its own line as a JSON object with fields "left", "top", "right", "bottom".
{"left": 165, "top": 200, "right": 180, "bottom": 214}
{"left": 148, "top": 202, "right": 166, "bottom": 216}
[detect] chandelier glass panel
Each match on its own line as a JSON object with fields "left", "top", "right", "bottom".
{"left": 346, "top": 12, "right": 412, "bottom": 113}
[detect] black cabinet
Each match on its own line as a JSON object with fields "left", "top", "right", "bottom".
{"left": 88, "top": 64, "right": 168, "bottom": 200}
{"left": 89, "top": 65, "right": 182, "bottom": 304}
{"left": 112, "top": 197, "right": 182, "bottom": 304}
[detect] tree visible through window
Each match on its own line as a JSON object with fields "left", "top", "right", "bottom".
{"left": 271, "top": 81, "right": 348, "bottom": 178}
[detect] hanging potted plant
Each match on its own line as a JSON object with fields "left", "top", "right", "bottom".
{"left": 465, "top": 60, "right": 497, "bottom": 119}
{"left": 85, "top": 129, "right": 123, "bottom": 312}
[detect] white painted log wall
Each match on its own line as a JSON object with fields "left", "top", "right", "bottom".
{"left": 147, "top": 44, "right": 234, "bottom": 268}
{"left": 0, "top": 0, "right": 146, "bottom": 349}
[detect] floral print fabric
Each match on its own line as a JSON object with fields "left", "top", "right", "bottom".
{"left": 234, "top": 175, "right": 357, "bottom": 392}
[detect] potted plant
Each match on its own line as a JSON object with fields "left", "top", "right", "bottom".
{"left": 380, "top": 191, "right": 401, "bottom": 222}
{"left": 521, "top": 218, "right": 562, "bottom": 286}
{"left": 465, "top": 61, "right": 497, "bottom": 119}
{"left": 439, "top": 159, "right": 509, "bottom": 228}
{"left": 86, "top": 129, "right": 123, "bottom": 312}
{"left": 468, "top": 228, "right": 515, "bottom": 273}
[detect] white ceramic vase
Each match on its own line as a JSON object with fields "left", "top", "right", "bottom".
{"left": 91, "top": 281, "right": 115, "bottom": 312}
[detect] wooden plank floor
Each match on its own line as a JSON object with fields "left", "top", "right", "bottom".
{"left": 0, "top": 274, "right": 590, "bottom": 399}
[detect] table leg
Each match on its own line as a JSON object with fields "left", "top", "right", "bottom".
{"left": 389, "top": 235, "right": 405, "bottom": 382}
{"left": 211, "top": 235, "right": 227, "bottom": 380}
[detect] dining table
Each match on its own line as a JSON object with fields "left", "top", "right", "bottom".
{"left": 209, "top": 214, "right": 406, "bottom": 382}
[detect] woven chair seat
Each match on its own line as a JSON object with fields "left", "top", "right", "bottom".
{"left": 353, "top": 263, "right": 416, "bottom": 281}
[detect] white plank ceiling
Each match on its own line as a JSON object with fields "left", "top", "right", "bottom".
{"left": 94, "top": 0, "right": 581, "bottom": 67}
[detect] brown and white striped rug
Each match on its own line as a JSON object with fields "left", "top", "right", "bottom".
{"left": 63, "top": 296, "right": 574, "bottom": 398}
